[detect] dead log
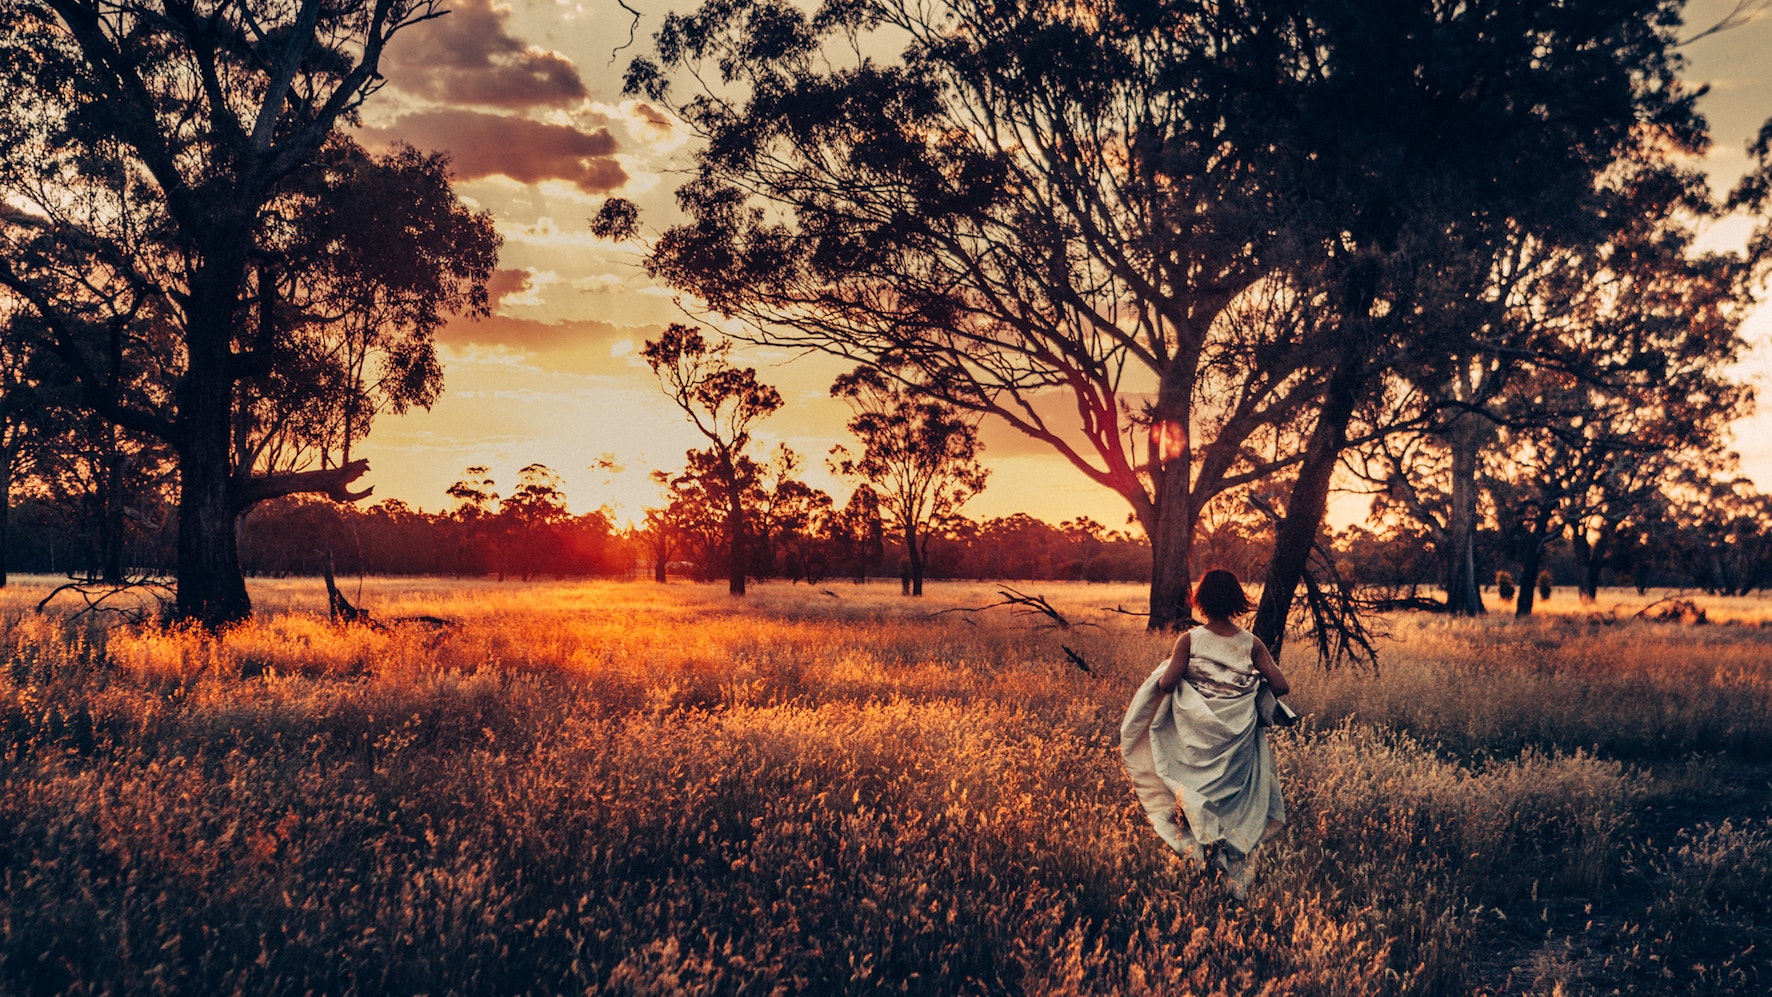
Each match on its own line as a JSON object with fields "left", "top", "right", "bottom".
{"left": 322, "top": 551, "right": 370, "bottom": 625}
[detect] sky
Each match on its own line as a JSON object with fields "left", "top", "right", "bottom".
{"left": 351, "top": 0, "right": 1772, "bottom": 529}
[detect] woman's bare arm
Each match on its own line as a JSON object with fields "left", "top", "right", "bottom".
{"left": 1251, "top": 637, "right": 1289, "bottom": 695}
{"left": 1157, "top": 632, "right": 1191, "bottom": 691}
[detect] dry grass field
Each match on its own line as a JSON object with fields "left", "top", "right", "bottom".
{"left": 2, "top": 577, "right": 1769, "bottom": 995}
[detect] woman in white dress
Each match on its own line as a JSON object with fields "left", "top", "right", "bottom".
{"left": 1120, "top": 569, "right": 1291, "bottom": 898}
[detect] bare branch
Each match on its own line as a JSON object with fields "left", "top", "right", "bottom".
{"left": 233, "top": 458, "right": 373, "bottom": 512}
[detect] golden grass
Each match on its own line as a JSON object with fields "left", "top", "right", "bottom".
{"left": 1448, "top": 585, "right": 1772, "bottom": 627}
{"left": 1, "top": 577, "right": 1768, "bottom": 995}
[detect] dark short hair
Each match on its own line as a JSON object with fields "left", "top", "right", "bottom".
{"left": 1191, "top": 569, "right": 1251, "bottom": 619}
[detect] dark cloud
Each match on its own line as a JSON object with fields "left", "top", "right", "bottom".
{"left": 631, "top": 102, "right": 671, "bottom": 132}
{"left": 363, "top": 110, "right": 626, "bottom": 193}
{"left": 381, "top": 0, "right": 587, "bottom": 109}
{"left": 484, "top": 268, "right": 534, "bottom": 311}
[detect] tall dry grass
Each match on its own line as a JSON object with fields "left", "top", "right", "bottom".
{"left": 1, "top": 577, "right": 1767, "bottom": 995}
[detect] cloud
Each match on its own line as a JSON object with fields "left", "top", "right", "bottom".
{"left": 572, "top": 273, "right": 627, "bottom": 293}
{"left": 437, "top": 312, "right": 663, "bottom": 374}
{"left": 363, "top": 110, "right": 626, "bottom": 193}
{"left": 630, "top": 101, "right": 671, "bottom": 131}
{"left": 494, "top": 270, "right": 560, "bottom": 308}
{"left": 498, "top": 215, "right": 616, "bottom": 248}
{"left": 381, "top": 0, "right": 587, "bottom": 109}
{"left": 484, "top": 268, "right": 533, "bottom": 310}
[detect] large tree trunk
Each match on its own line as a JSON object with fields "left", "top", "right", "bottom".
{"left": 1513, "top": 540, "right": 1546, "bottom": 617}
{"left": 1252, "top": 353, "right": 1365, "bottom": 662}
{"left": 0, "top": 446, "right": 11, "bottom": 588}
{"left": 1146, "top": 375, "right": 1195, "bottom": 631}
{"left": 173, "top": 255, "right": 252, "bottom": 627}
{"left": 905, "top": 521, "right": 924, "bottom": 596}
{"left": 1442, "top": 412, "right": 1485, "bottom": 615}
{"left": 725, "top": 476, "right": 746, "bottom": 596}
{"left": 175, "top": 444, "right": 251, "bottom": 626}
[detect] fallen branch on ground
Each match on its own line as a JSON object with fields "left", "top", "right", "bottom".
{"left": 35, "top": 574, "right": 173, "bottom": 626}
{"left": 931, "top": 586, "right": 1099, "bottom": 631}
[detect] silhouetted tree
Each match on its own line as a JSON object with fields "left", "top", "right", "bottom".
{"left": 752, "top": 446, "right": 834, "bottom": 583}
{"left": 830, "top": 369, "right": 986, "bottom": 595}
{"left": 828, "top": 484, "right": 885, "bottom": 583}
{"left": 647, "top": 449, "right": 750, "bottom": 583}
{"left": 0, "top": 0, "right": 496, "bottom": 626}
{"left": 642, "top": 324, "right": 782, "bottom": 595}
{"left": 1671, "top": 477, "right": 1772, "bottom": 596}
{"left": 446, "top": 465, "right": 499, "bottom": 575}
{"left": 638, "top": 493, "right": 680, "bottom": 583}
{"left": 624, "top": 0, "right": 1724, "bottom": 649}
{"left": 497, "top": 463, "right": 571, "bottom": 580}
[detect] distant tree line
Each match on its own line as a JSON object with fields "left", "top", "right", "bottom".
{"left": 1334, "top": 475, "right": 1772, "bottom": 607}
{"left": 0, "top": 449, "right": 1160, "bottom": 583}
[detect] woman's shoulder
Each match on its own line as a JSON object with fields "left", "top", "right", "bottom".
{"left": 1193, "top": 623, "right": 1251, "bottom": 640}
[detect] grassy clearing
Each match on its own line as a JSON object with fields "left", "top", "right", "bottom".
{"left": 2, "top": 577, "right": 1768, "bottom": 995}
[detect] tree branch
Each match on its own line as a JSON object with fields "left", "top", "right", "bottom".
{"left": 234, "top": 458, "right": 373, "bottom": 512}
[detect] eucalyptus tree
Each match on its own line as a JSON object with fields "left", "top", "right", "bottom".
{"left": 642, "top": 324, "right": 783, "bottom": 595}
{"left": 625, "top": 0, "right": 1715, "bottom": 643}
{"left": 623, "top": 0, "right": 1351, "bottom": 628}
{"left": 0, "top": 0, "right": 498, "bottom": 626}
{"left": 497, "top": 463, "right": 570, "bottom": 581}
{"left": 1487, "top": 369, "right": 1739, "bottom": 615}
{"left": 830, "top": 368, "right": 987, "bottom": 595}
{"left": 1356, "top": 146, "right": 1762, "bottom": 616}
{"left": 1671, "top": 477, "right": 1772, "bottom": 596}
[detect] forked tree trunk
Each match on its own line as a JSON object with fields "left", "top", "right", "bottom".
{"left": 1252, "top": 347, "right": 1366, "bottom": 662}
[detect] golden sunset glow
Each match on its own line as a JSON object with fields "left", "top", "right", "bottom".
{"left": 4, "top": 0, "right": 1772, "bottom": 993}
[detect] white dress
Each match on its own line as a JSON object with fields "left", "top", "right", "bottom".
{"left": 1120, "top": 626, "right": 1286, "bottom": 859}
